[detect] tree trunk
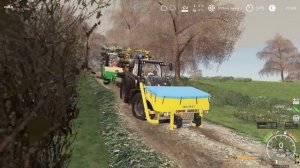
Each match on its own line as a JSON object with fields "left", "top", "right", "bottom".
{"left": 175, "top": 54, "right": 180, "bottom": 80}
{"left": 83, "top": 38, "right": 89, "bottom": 69}
{"left": 82, "top": 23, "right": 98, "bottom": 70}
{"left": 281, "top": 70, "right": 284, "bottom": 81}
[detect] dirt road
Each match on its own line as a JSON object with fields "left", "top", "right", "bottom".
{"left": 99, "top": 79, "right": 273, "bottom": 168}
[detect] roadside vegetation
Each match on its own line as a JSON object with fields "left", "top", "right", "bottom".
{"left": 72, "top": 73, "right": 173, "bottom": 168}
{"left": 70, "top": 73, "right": 109, "bottom": 168}
{"left": 0, "top": 0, "right": 110, "bottom": 167}
{"left": 173, "top": 77, "right": 300, "bottom": 149}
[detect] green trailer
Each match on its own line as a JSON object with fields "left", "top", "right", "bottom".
{"left": 100, "top": 46, "right": 124, "bottom": 85}
{"left": 102, "top": 66, "right": 123, "bottom": 84}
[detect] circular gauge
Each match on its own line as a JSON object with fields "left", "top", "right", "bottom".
{"left": 266, "top": 134, "right": 296, "bottom": 162}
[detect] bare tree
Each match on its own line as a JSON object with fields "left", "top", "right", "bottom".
{"left": 107, "top": 0, "right": 245, "bottom": 80}
{"left": 286, "top": 55, "right": 300, "bottom": 81}
{"left": 82, "top": 21, "right": 101, "bottom": 70}
{"left": 89, "top": 32, "right": 108, "bottom": 71}
{"left": 106, "top": 0, "right": 154, "bottom": 47}
{"left": 257, "top": 34, "right": 299, "bottom": 81}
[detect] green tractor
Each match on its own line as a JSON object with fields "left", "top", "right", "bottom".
{"left": 100, "top": 45, "right": 124, "bottom": 85}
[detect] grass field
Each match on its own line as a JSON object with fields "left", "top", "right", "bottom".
{"left": 178, "top": 78, "right": 300, "bottom": 151}
{"left": 192, "top": 79, "right": 300, "bottom": 101}
{"left": 69, "top": 73, "right": 109, "bottom": 168}
{"left": 206, "top": 105, "right": 271, "bottom": 139}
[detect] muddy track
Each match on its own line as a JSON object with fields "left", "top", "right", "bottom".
{"left": 97, "top": 78, "right": 273, "bottom": 168}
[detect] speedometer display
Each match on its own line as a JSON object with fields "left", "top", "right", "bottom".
{"left": 266, "top": 133, "right": 296, "bottom": 162}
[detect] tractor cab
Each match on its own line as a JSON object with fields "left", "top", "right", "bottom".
{"left": 120, "top": 49, "right": 172, "bottom": 103}
{"left": 126, "top": 50, "right": 172, "bottom": 86}
{"left": 131, "top": 58, "right": 170, "bottom": 86}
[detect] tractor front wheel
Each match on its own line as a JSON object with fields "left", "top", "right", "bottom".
{"left": 132, "top": 93, "right": 146, "bottom": 120}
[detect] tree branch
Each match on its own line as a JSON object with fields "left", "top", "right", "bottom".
{"left": 154, "top": 0, "right": 177, "bottom": 34}
{"left": 178, "top": 34, "right": 196, "bottom": 58}
{"left": 0, "top": 100, "right": 44, "bottom": 153}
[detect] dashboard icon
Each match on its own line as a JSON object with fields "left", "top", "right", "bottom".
{"left": 269, "top": 4, "right": 276, "bottom": 12}
{"left": 245, "top": 4, "right": 254, "bottom": 13}
{"left": 293, "top": 115, "right": 300, "bottom": 122}
{"left": 169, "top": 5, "right": 176, "bottom": 11}
{"left": 160, "top": 5, "right": 168, "bottom": 12}
{"left": 207, "top": 4, "right": 215, "bottom": 12}
{"left": 293, "top": 98, "right": 299, "bottom": 105}
{"left": 181, "top": 5, "right": 189, "bottom": 13}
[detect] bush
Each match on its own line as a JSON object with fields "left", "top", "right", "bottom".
{"left": 172, "top": 80, "right": 250, "bottom": 107}
{"left": 210, "top": 90, "right": 251, "bottom": 107}
{"left": 235, "top": 77, "right": 252, "bottom": 82}
{"left": 199, "top": 76, "right": 252, "bottom": 82}
{"left": 219, "top": 76, "right": 235, "bottom": 82}
{"left": 0, "top": 4, "right": 83, "bottom": 167}
{"left": 233, "top": 97, "right": 292, "bottom": 125}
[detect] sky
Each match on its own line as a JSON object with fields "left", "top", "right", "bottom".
{"left": 202, "top": 44, "right": 300, "bottom": 81}
{"left": 94, "top": 0, "right": 300, "bottom": 81}
{"left": 202, "top": 0, "right": 300, "bottom": 81}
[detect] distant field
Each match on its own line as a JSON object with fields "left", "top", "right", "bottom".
{"left": 192, "top": 79, "right": 300, "bottom": 101}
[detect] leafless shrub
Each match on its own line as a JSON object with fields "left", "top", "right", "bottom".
{"left": 0, "top": 0, "right": 109, "bottom": 167}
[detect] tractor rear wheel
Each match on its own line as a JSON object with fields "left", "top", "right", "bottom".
{"left": 120, "top": 81, "right": 129, "bottom": 103}
{"left": 132, "top": 93, "right": 146, "bottom": 120}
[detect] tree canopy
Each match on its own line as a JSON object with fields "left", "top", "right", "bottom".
{"left": 257, "top": 34, "right": 300, "bottom": 81}
{"left": 106, "top": 0, "right": 245, "bottom": 79}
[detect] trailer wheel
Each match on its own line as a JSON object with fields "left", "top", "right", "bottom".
{"left": 174, "top": 115, "right": 182, "bottom": 128}
{"left": 132, "top": 93, "right": 146, "bottom": 120}
{"left": 103, "top": 80, "right": 109, "bottom": 85}
{"left": 193, "top": 113, "right": 201, "bottom": 127}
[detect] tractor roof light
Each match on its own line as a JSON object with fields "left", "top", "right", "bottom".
{"left": 138, "top": 54, "right": 144, "bottom": 59}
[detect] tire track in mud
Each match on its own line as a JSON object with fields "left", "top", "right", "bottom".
{"left": 98, "top": 79, "right": 272, "bottom": 168}
{"left": 118, "top": 101, "right": 224, "bottom": 168}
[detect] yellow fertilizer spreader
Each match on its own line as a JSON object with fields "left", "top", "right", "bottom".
{"left": 139, "top": 83, "right": 211, "bottom": 130}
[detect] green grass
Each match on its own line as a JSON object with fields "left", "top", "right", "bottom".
{"left": 70, "top": 73, "right": 173, "bottom": 168}
{"left": 179, "top": 78, "right": 300, "bottom": 151}
{"left": 192, "top": 79, "right": 300, "bottom": 101}
{"left": 205, "top": 105, "right": 271, "bottom": 139}
{"left": 205, "top": 106, "right": 300, "bottom": 144}
{"left": 69, "top": 73, "right": 109, "bottom": 168}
